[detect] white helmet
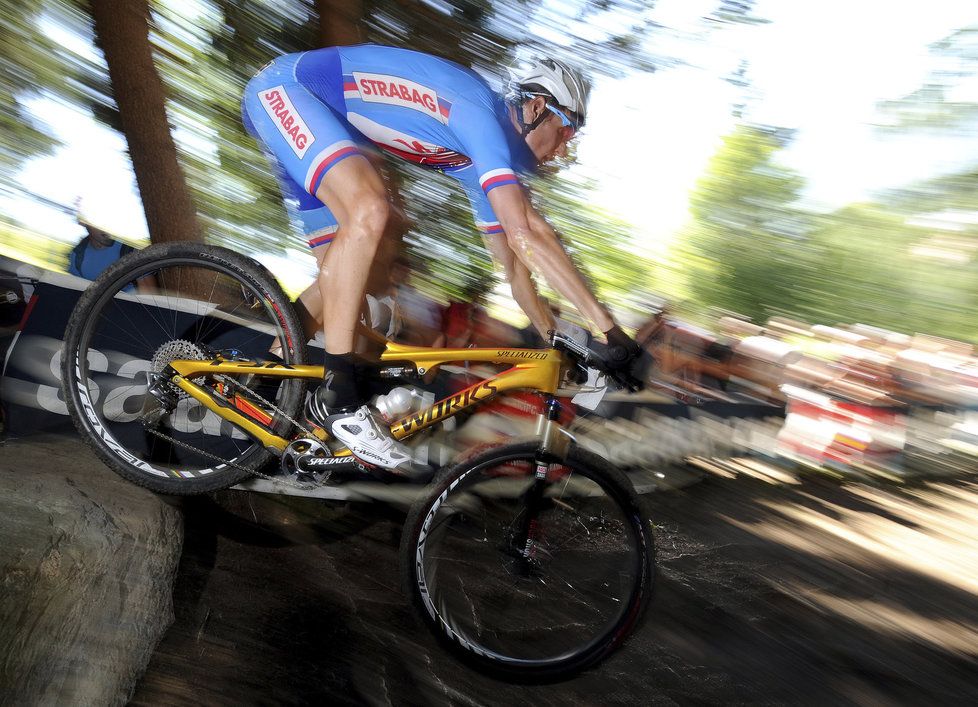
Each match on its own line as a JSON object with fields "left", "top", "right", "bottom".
{"left": 509, "top": 57, "right": 590, "bottom": 128}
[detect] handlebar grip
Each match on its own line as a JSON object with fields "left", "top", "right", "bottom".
{"left": 584, "top": 341, "right": 646, "bottom": 393}
{"left": 550, "top": 331, "right": 646, "bottom": 392}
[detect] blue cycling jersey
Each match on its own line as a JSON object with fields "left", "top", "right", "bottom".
{"left": 242, "top": 44, "right": 535, "bottom": 248}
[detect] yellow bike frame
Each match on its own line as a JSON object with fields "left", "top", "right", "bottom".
{"left": 166, "top": 342, "right": 566, "bottom": 453}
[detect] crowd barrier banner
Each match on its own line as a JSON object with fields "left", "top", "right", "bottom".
{"left": 1, "top": 259, "right": 276, "bottom": 448}
{"left": 11, "top": 253, "right": 964, "bottom": 480}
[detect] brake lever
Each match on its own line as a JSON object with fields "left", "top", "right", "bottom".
{"left": 589, "top": 349, "right": 644, "bottom": 393}
{"left": 609, "top": 370, "right": 644, "bottom": 393}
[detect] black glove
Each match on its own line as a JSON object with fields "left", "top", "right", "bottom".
{"left": 603, "top": 325, "right": 642, "bottom": 371}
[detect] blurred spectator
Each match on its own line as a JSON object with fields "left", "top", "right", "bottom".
{"left": 636, "top": 307, "right": 668, "bottom": 349}
{"left": 68, "top": 216, "right": 136, "bottom": 282}
{"left": 434, "top": 278, "right": 488, "bottom": 349}
{"left": 432, "top": 275, "right": 525, "bottom": 349}
{"left": 637, "top": 305, "right": 735, "bottom": 395}
{"left": 0, "top": 269, "right": 26, "bottom": 330}
{"left": 435, "top": 299, "right": 482, "bottom": 349}
{"left": 389, "top": 255, "right": 441, "bottom": 345}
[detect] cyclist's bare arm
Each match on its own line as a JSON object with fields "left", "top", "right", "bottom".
{"left": 487, "top": 183, "right": 614, "bottom": 333}
{"left": 484, "top": 233, "right": 555, "bottom": 337}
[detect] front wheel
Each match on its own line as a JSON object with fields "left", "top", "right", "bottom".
{"left": 400, "top": 441, "right": 655, "bottom": 681}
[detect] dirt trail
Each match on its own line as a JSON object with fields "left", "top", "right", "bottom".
{"left": 129, "top": 462, "right": 978, "bottom": 705}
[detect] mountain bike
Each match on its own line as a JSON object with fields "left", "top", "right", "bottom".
{"left": 60, "top": 241, "right": 655, "bottom": 681}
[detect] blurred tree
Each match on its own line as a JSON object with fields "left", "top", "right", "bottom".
{"left": 675, "top": 124, "right": 816, "bottom": 322}
{"left": 316, "top": 0, "right": 364, "bottom": 46}
{"left": 803, "top": 204, "right": 977, "bottom": 341}
{"left": 868, "top": 25, "right": 978, "bottom": 341}
{"left": 90, "top": 0, "right": 200, "bottom": 243}
{"left": 0, "top": 0, "right": 118, "bottom": 219}
{"left": 876, "top": 27, "right": 978, "bottom": 218}
{"left": 397, "top": 166, "right": 496, "bottom": 302}
{"left": 150, "top": 1, "right": 314, "bottom": 254}
{"left": 877, "top": 27, "right": 978, "bottom": 134}
{"left": 0, "top": 2, "right": 61, "bottom": 180}
{"left": 804, "top": 205, "right": 919, "bottom": 327}
{"left": 530, "top": 172, "right": 653, "bottom": 312}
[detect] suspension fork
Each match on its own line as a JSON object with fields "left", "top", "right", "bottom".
{"left": 512, "top": 396, "right": 572, "bottom": 570}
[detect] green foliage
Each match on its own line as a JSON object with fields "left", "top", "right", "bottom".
{"left": 803, "top": 204, "right": 978, "bottom": 341}
{"left": 398, "top": 165, "right": 497, "bottom": 302}
{"left": 530, "top": 172, "right": 653, "bottom": 311}
{"left": 0, "top": 0, "right": 112, "bottom": 197}
{"left": 676, "top": 124, "right": 817, "bottom": 321}
{"left": 0, "top": 222, "right": 73, "bottom": 271}
{"left": 677, "top": 120, "right": 978, "bottom": 342}
{"left": 877, "top": 27, "right": 978, "bottom": 132}
{"left": 864, "top": 25, "right": 978, "bottom": 341}
{"left": 872, "top": 26, "right": 978, "bottom": 239}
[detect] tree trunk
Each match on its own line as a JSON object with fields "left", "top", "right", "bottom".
{"left": 315, "top": 0, "right": 364, "bottom": 47}
{"left": 90, "top": 0, "right": 200, "bottom": 244}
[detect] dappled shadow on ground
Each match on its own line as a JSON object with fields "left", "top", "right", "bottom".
{"left": 641, "top": 471, "right": 978, "bottom": 704}
{"left": 132, "top": 468, "right": 978, "bottom": 705}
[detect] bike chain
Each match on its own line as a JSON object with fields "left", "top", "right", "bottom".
{"left": 144, "top": 373, "right": 323, "bottom": 491}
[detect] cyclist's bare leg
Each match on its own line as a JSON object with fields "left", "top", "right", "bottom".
{"left": 289, "top": 150, "right": 408, "bottom": 347}
{"left": 292, "top": 227, "right": 405, "bottom": 345}
{"left": 313, "top": 154, "right": 389, "bottom": 354}
{"left": 298, "top": 153, "right": 424, "bottom": 476}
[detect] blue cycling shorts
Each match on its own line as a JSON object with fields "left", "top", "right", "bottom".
{"left": 242, "top": 51, "right": 362, "bottom": 249}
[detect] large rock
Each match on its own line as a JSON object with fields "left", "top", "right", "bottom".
{"left": 0, "top": 434, "right": 182, "bottom": 706}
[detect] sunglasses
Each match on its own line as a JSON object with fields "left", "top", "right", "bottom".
{"left": 545, "top": 104, "right": 580, "bottom": 140}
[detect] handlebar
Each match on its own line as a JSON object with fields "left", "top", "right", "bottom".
{"left": 550, "top": 331, "right": 645, "bottom": 393}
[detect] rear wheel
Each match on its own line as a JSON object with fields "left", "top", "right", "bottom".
{"left": 401, "top": 441, "right": 655, "bottom": 681}
{"left": 61, "top": 242, "right": 307, "bottom": 495}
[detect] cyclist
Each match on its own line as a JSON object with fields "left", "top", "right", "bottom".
{"left": 242, "top": 44, "right": 641, "bottom": 477}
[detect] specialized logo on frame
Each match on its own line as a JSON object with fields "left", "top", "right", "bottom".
{"left": 259, "top": 85, "right": 316, "bottom": 157}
